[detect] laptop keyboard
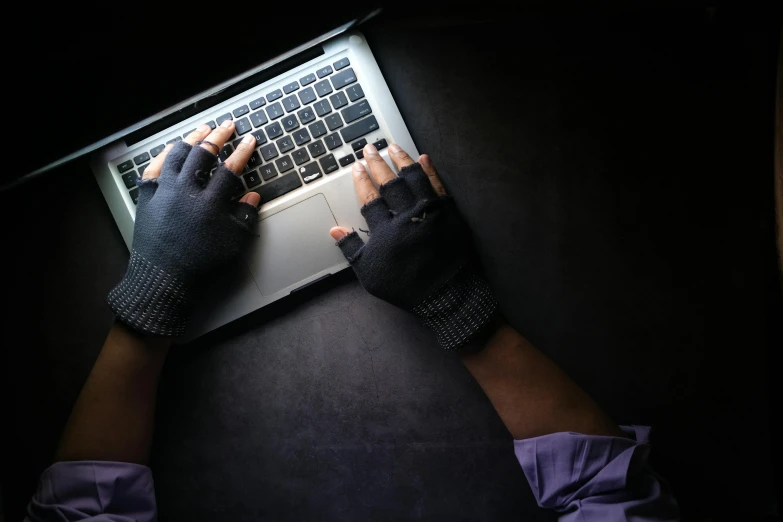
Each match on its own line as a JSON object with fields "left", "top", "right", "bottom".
{"left": 118, "top": 57, "right": 387, "bottom": 207}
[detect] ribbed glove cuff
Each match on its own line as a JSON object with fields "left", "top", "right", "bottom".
{"left": 108, "top": 250, "right": 191, "bottom": 337}
{"left": 411, "top": 268, "right": 498, "bottom": 350}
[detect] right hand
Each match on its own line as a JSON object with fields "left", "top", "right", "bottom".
{"left": 329, "top": 143, "right": 498, "bottom": 350}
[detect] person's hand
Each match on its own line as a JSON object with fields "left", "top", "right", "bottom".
{"left": 329, "top": 143, "right": 498, "bottom": 350}
{"left": 108, "top": 121, "right": 260, "bottom": 337}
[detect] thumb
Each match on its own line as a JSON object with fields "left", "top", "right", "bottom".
{"left": 330, "top": 227, "right": 365, "bottom": 263}
{"left": 329, "top": 226, "right": 352, "bottom": 241}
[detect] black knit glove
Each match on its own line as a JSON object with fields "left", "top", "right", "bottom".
{"left": 336, "top": 161, "right": 497, "bottom": 350}
{"left": 108, "top": 140, "right": 258, "bottom": 337}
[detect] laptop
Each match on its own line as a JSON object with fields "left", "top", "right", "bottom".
{"left": 24, "top": 15, "right": 418, "bottom": 339}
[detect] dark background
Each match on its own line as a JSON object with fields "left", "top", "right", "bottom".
{"left": 2, "top": 3, "right": 781, "bottom": 521}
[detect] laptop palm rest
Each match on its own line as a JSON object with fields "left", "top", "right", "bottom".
{"left": 247, "top": 194, "right": 346, "bottom": 296}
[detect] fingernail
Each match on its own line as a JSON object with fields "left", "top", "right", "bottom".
{"left": 331, "top": 228, "right": 349, "bottom": 240}
{"left": 242, "top": 134, "right": 255, "bottom": 144}
{"left": 221, "top": 119, "right": 233, "bottom": 128}
{"left": 197, "top": 123, "right": 210, "bottom": 132}
{"left": 364, "top": 143, "right": 377, "bottom": 155}
{"left": 352, "top": 161, "right": 366, "bottom": 172}
{"left": 420, "top": 155, "right": 431, "bottom": 168}
{"left": 389, "top": 143, "right": 401, "bottom": 154}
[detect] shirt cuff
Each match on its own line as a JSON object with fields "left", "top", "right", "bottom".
{"left": 514, "top": 426, "right": 679, "bottom": 522}
{"left": 26, "top": 461, "right": 157, "bottom": 522}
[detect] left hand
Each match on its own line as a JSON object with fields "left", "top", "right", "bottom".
{"left": 108, "top": 121, "right": 261, "bottom": 337}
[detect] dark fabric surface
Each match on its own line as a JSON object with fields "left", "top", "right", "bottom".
{"left": 2, "top": 6, "right": 780, "bottom": 522}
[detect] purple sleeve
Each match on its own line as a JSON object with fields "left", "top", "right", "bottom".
{"left": 514, "top": 426, "right": 679, "bottom": 522}
{"left": 25, "top": 461, "right": 157, "bottom": 522}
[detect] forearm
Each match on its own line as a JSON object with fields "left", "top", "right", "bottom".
{"left": 55, "top": 322, "right": 171, "bottom": 464}
{"left": 460, "top": 319, "right": 622, "bottom": 440}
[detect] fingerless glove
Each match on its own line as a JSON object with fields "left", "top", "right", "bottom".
{"left": 336, "top": 163, "right": 497, "bottom": 350}
{"left": 108, "top": 142, "right": 258, "bottom": 336}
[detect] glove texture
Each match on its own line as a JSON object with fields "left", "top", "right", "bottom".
{"left": 336, "top": 163, "right": 497, "bottom": 350}
{"left": 108, "top": 142, "right": 257, "bottom": 336}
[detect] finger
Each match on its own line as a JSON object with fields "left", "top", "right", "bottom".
{"left": 223, "top": 134, "right": 257, "bottom": 174}
{"left": 201, "top": 119, "right": 235, "bottom": 155}
{"left": 363, "top": 143, "right": 396, "bottom": 185}
{"left": 388, "top": 143, "right": 416, "bottom": 170}
{"left": 142, "top": 143, "right": 174, "bottom": 180}
{"left": 183, "top": 123, "right": 212, "bottom": 146}
{"left": 329, "top": 226, "right": 352, "bottom": 241}
{"left": 352, "top": 161, "right": 380, "bottom": 205}
{"left": 334, "top": 230, "right": 365, "bottom": 263}
{"left": 418, "top": 154, "right": 447, "bottom": 197}
{"left": 239, "top": 191, "right": 261, "bottom": 207}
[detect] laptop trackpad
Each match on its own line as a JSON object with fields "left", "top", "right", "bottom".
{"left": 247, "top": 194, "right": 346, "bottom": 296}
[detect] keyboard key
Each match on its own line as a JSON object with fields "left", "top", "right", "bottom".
{"left": 233, "top": 105, "right": 250, "bottom": 118}
{"left": 133, "top": 152, "right": 150, "bottom": 165}
{"left": 282, "top": 115, "right": 299, "bottom": 132}
{"left": 243, "top": 170, "right": 261, "bottom": 188}
{"left": 338, "top": 154, "right": 355, "bottom": 167}
{"left": 373, "top": 139, "right": 388, "bottom": 151}
{"left": 340, "top": 115, "right": 379, "bottom": 143}
{"left": 250, "top": 111, "right": 268, "bottom": 128}
{"left": 307, "top": 140, "right": 326, "bottom": 157}
{"left": 260, "top": 143, "right": 279, "bottom": 161}
{"left": 324, "top": 133, "right": 342, "bottom": 150}
{"left": 282, "top": 94, "right": 300, "bottom": 113}
{"left": 299, "top": 161, "right": 323, "bottom": 183}
{"left": 317, "top": 65, "right": 333, "bottom": 78}
{"left": 330, "top": 67, "right": 357, "bottom": 89}
{"left": 166, "top": 137, "right": 182, "bottom": 145}
{"left": 205, "top": 120, "right": 217, "bottom": 129}
{"left": 183, "top": 128, "right": 196, "bottom": 138}
{"left": 355, "top": 150, "right": 364, "bottom": 160}
{"left": 254, "top": 172, "right": 302, "bottom": 204}
{"left": 121, "top": 170, "right": 138, "bottom": 188}
{"left": 298, "top": 87, "right": 316, "bottom": 105}
{"left": 265, "top": 121, "right": 283, "bottom": 139}
{"left": 300, "top": 73, "right": 316, "bottom": 86}
{"left": 247, "top": 151, "right": 262, "bottom": 170}
{"left": 138, "top": 164, "right": 148, "bottom": 177}
{"left": 218, "top": 144, "right": 233, "bottom": 162}
{"left": 329, "top": 91, "right": 348, "bottom": 109}
{"left": 312, "top": 100, "right": 331, "bottom": 118}
{"left": 266, "top": 102, "right": 284, "bottom": 120}
{"left": 266, "top": 89, "right": 283, "bottom": 102}
{"left": 235, "top": 117, "right": 252, "bottom": 135}
{"left": 276, "top": 135, "right": 294, "bottom": 153}
{"left": 249, "top": 97, "right": 266, "bottom": 110}
{"left": 346, "top": 84, "right": 365, "bottom": 102}
{"left": 283, "top": 81, "right": 299, "bottom": 94}
{"left": 292, "top": 148, "right": 310, "bottom": 166}
{"left": 150, "top": 144, "right": 166, "bottom": 157}
{"left": 319, "top": 153, "right": 339, "bottom": 174}
{"left": 216, "top": 113, "right": 232, "bottom": 125}
{"left": 251, "top": 129, "right": 267, "bottom": 145}
{"left": 351, "top": 138, "right": 367, "bottom": 151}
{"left": 117, "top": 160, "right": 134, "bottom": 173}
{"left": 130, "top": 189, "right": 139, "bottom": 204}
{"left": 333, "top": 57, "right": 350, "bottom": 70}
{"left": 325, "top": 113, "right": 343, "bottom": 131}
{"left": 259, "top": 163, "right": 278, "bottom": 181}
{"left": 308, "top": 120, "right": 327, "bottom": 138}
{"left": 292, "top": 128, "right": 311, "bottom": 146}
{"left": 297, "top": 106, "right": 316, "bottom": 124}
{"left": 341, "top": 100, "right": 372, "bottom": 123}
{"left": 314, "top": 79, "right": 333, "bottom": 98}
{"left": 275, "top": 155, "right": 294, "bottom": 172}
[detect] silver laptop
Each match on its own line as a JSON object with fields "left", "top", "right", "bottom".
{"left": 88, "top": 28, "right": 417, "bottom": 339}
